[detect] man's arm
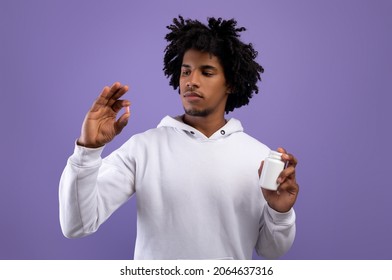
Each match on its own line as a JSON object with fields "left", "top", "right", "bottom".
{"left": 59, "top": 143, "right": 135, "bottom": 238}
{"left": 255, "top": 205, "right": 296, "bottom": 259}
{"left": 256, "top": 147, "right": 299, "bottom": 258}
{"left": 59, "top": 82, "right": 132, "bottom": 238}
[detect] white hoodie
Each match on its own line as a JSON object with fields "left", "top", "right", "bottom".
{"left": 59, "top": 116, "right": 295, "bottom": 259}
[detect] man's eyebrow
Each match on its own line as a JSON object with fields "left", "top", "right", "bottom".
{"left": 200, "top": 65, "right": 218, "bottom": 71}
{"left": 181, "top": 64, "right": 218, "bottom": 70}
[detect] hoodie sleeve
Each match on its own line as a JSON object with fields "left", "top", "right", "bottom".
{"left": 255, "top": 205, "right": 296, "bottom": 259}
{"left": 59, "top": 142, "right": 135, "bottom": 238}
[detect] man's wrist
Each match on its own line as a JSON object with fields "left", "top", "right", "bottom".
{"left": 76, "top": 138, "right": 104, "bottom": 149}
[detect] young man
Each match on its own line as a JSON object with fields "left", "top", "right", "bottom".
{"left": 59, "top": 16, "right": 299, "bottom": 260}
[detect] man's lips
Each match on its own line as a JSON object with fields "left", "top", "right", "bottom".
{"left": 183, "top": 91, "right": 203, "bottom": 100}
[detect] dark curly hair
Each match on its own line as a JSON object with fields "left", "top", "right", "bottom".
{"left": 163, "top": 15, "right": 264, "bottom": 113}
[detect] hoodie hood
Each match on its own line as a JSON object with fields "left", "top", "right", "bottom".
{"left": 157, "top": 115, "right": 244, "bottom": 140}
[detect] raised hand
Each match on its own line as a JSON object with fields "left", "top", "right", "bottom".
{"left": 259, "top": 147, "right": 299, "bottom": 213}
{"left": 77, "top": 82, "right": 131, "bottom": 148}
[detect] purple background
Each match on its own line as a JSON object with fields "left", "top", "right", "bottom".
{"left": 1, "top": 0, "right": 391, "bottom": 260}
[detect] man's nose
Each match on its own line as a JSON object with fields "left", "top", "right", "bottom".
{"left": 187, "top": 71, "right": 201, "bottom": 88}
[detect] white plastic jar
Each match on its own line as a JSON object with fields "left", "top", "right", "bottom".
{"left": 259, "top": 150, "right": 285, "bottom": 191}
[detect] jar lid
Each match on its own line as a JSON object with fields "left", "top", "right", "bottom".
{"left": 269, "top": 150, "right": 283, "bottom": 159}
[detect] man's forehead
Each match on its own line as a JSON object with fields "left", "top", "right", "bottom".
{"left": 182, "top": 49, "right": 221, "bottom": 67}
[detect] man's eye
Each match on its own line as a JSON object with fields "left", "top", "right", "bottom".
{"left": 203, "top": 72, "right": 213, "bottom": 77}
{"left": 181, "top": 70, "right": 190, "bottom": 76}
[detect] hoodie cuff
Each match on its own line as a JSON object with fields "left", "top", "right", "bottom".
{"left": 267, "top": 206, "right": 296, "bottom": 225}
{"left": 68, "top": 141, "right": 105, "bottom": 167}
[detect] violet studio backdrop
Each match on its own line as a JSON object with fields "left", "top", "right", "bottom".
{"left": 0, "top": 0, "right": 391, "bottom": 260}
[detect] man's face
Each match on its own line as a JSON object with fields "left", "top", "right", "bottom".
{"left": 179, "top": 49, "right": 230, "bottom": 117}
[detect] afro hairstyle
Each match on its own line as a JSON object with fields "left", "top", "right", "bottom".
{"left": 163, "top": 15, "right": 264, "bottom": 113}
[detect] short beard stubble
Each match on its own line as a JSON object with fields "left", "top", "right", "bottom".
{"left": 183, "top": 108, "right": 212, "bottom": 117}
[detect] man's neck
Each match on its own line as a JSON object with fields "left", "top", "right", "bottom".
{"left": 182, "top": 114, "right": 227, "bottom": 138}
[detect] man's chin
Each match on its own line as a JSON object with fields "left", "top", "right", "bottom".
{"left": 184, "top": 108, "right": 210, "bottom": 117}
